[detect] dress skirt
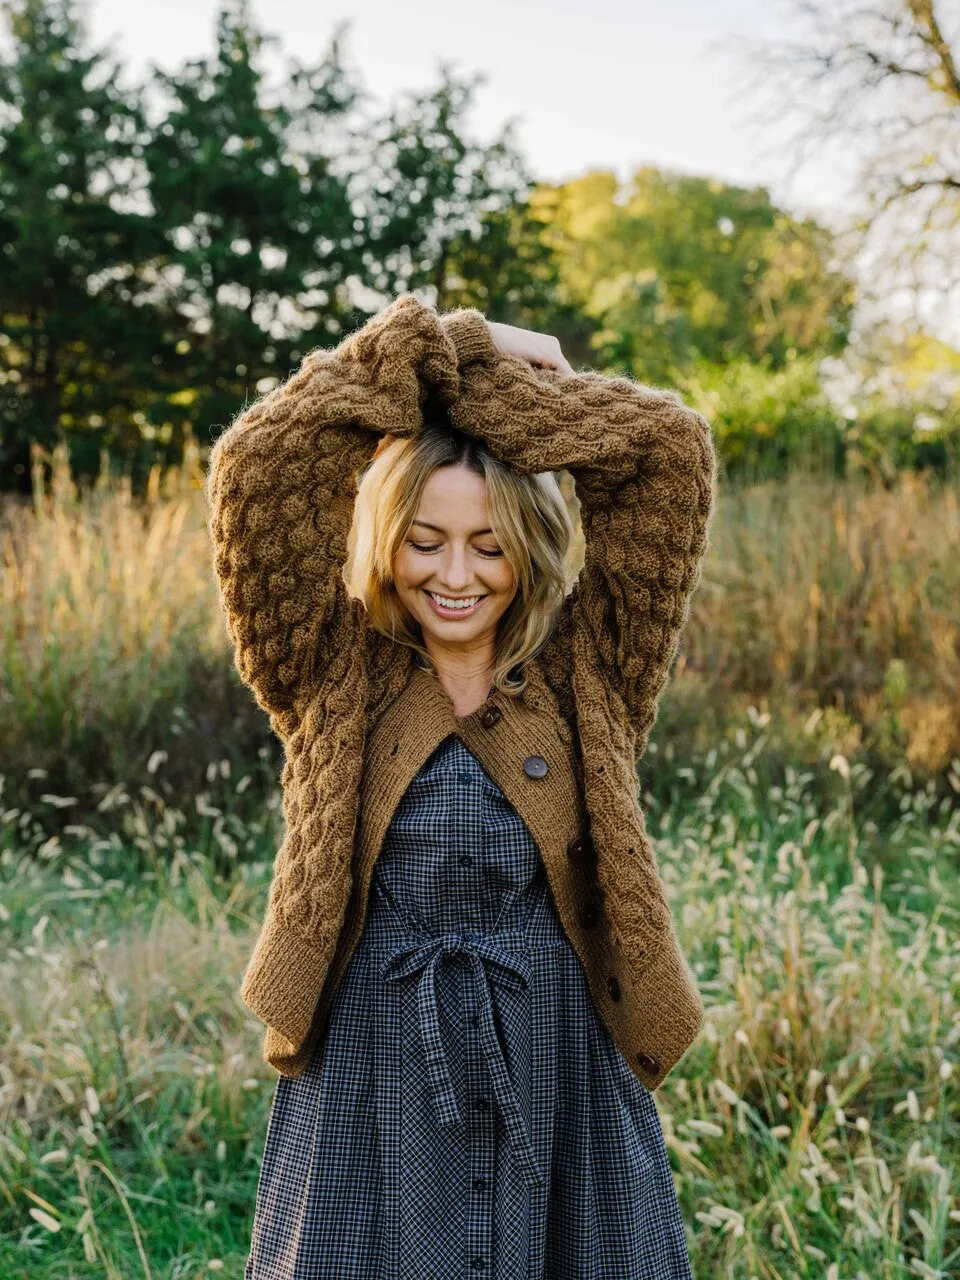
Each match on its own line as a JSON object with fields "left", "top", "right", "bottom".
{"left": 245, "top": 733, "right": 694, "bottom": 1279}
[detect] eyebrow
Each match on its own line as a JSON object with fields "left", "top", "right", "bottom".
{"left": 411, "top": 519, "right": 495, "bottom": 537}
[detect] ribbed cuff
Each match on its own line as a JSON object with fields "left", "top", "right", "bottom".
{"left": 239, "top": 909, "right": 330, "bottom": 1049}
{"left": 614, "top": 928, "right": 704, "bottom": 1090}
{"left": 441, "top": 308, "right": 500, "bottom": 366}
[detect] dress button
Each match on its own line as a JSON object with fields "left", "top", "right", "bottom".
{"left": 636, "top": 1051, "right": 661, "bottom": 1074}
{"left": 470, "top": 1013, "right": 479, "bottom": 1028}
{"left": 476, "top": 1096, "right": 490, "bottom": 1109}
{"left": 607, "top": 975, "right": 621, "bottom": 1002}
{"left": 471, "top": 1259, "right": 486, "bottom": 1271}
{"left": 459, "top": 854, "right": 474, "bottom": 867}
{"left": 472, "top": 1177, "right": 487, "bottom": 1190}
{"left": 479, "top": 705, "right": 501, "bottom": 729}
{"left": 523, "top": 754, "right": 548, "bottom": 779}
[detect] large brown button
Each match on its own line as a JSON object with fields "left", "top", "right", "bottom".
{"left": 479, "top": 705, "right": 501, "bottom": 729}
{"left": 523, "top": 754, "right": 548, "bottom": 779}
{"left": 636, "top": 1051, "right": 661, "bottom": 1074}
{"left": 607, "top": 975, "right": 621, "bottom": 1002}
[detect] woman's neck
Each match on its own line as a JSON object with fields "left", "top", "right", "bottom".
{"left": 423, "top": 639, "right": 496, "bottom": 718}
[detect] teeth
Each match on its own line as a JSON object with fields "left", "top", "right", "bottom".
{"left": 429, "top": 592, "right": 481, "bottom": 609}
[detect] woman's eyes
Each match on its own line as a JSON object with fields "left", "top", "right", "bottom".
{"left": 407, "top": 540, "right": 504, "bottom": 558}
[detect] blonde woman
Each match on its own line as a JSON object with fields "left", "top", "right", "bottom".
{"left": 205, "top": 294, "right": 716, "bottom": 1278}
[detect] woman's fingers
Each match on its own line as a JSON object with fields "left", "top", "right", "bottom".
{"left": 487, "top": 321, "right": 573, "bottom": 375}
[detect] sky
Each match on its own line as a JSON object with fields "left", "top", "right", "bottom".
{"left": 81, "top": 0, "right": 854, "bottom": 224}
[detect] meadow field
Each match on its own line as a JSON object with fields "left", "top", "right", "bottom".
{"left": 0, "top": 450, "right": 958, "bottom": 1278}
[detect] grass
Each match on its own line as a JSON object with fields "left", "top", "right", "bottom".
{"left": 0, "top": 446, "right": 957, "bottom": 1274}
{"left": 1, "top": 445, "right": 958, "bottom": 834}
{"left": 0, "top": 720, "right": 957, "bottom": 1278}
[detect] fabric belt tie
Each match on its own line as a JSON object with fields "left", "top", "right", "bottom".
{"left": 380, "top": 930, "right": 545, "bottom": 1190}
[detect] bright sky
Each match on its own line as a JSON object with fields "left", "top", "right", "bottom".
{"left": 82, "top": 0, "right": 851, "bottom": 223}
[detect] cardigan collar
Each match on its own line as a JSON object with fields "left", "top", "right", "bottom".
{"left": 358, "top": 658, "right": 586, "bottom": 909}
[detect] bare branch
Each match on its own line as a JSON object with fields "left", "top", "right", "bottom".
{"left": 908, "top": 0, "right": 960, "bottom": 102}
{"left": 722, "top": 0, "right": 960, "bottom": 308}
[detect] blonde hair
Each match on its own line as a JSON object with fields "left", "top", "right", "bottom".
{"left": 343, "top": 417, "right": 577, "bottom": 695}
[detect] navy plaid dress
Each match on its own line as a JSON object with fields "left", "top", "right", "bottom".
{"left": 245, "top": 734, "right": 694, "bottom": 1279}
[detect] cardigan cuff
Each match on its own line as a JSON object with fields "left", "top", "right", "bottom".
{"left": 610, "top": 927, "right": 704, "bottom": 1091}
{"left": 441, "top": 308, "right": 500, "bottom": 367}
{"left": 239, "top": 910, "right": 329, "bottom": 1049}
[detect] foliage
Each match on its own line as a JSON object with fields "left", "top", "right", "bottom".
{"left": 680, "top": 353, "right": 847, "bottom": 481}
{"left": 822, "top": 323, "right": 960, "bottom": 483}
{"left": 531, "top": 167, "right": 856, "bottom": 382}
{"left": 0, "top": 0, "right": 957, "bottom": 492}
{"left": 0, "top": 0, "right": 163, "bottom": 480}
{"left": 142, "top": 3, "right": 365, "bottom": 457}
{"left": 0, "top": 0, "right": 560, "bottom": 491}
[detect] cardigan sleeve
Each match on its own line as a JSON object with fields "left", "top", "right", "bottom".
{"left": 440, "top": 308, "right": 717, "bottom": 753}
{"left": 204, "top": 295, "right": 465, "bottom": 737}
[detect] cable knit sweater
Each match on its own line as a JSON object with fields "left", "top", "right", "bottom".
{"left": 205, "top": 294, "right": 716, "bottom": 1087}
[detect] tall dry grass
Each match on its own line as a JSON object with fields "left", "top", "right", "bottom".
{"left": 1, "top": 443, "right": 956, "bottom": 825}
{"left": 692, "top": 472, "right": 960, "bottom": 772}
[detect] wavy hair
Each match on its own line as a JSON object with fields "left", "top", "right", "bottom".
{"left": 343, "top": 417, "right": 577, "bottom": 695}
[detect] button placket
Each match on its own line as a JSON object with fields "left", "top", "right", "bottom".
{"left": 467, "top": 1011, "right": 494, "bottom": 1280}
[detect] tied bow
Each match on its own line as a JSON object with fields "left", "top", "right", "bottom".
{"left": 380, "top": 930, "right": 544, "bottom": 1190}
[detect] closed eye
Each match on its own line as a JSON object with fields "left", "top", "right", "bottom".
{"left": 407, "top": 540, "right": 504, "bottom": 558}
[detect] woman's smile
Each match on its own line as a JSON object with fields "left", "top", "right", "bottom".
{"left": 422, "top": 589, "right": 487, "bottom": 619}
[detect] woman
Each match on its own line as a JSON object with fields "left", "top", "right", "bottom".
{"left": 205, "top": 294, "right": 716, "bottom": 1278}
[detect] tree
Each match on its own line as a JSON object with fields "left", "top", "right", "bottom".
{"left": 530, "top": 166, "right": 854, "bottom": 383}
{"left": 733, "top": 0, "right": 960, "bottom": 331}
{"left": 0, "top": 0, "right": 161, "bottom": 487}
{"left": 144, "top": 1, "right": 365, "bottom": 449}
{"left": 356, "top": 64, "right": 565, "bottom": 328}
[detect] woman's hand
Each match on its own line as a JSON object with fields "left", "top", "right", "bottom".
{"left": 487, "top": 321, "right": 574, "bottom": 376}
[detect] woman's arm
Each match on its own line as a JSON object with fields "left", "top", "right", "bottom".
{"left": 440, "top": 309, "right": 717, "bottom": 754}
{"left": 204, "top": 295, "right": 464, "bottom": 739}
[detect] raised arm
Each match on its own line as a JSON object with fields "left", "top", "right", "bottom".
{"left": 439, "top": 308, "right": 717, "bottom": 755}
{"left": 204, "top": 296, "right": 463, "bottom": 739}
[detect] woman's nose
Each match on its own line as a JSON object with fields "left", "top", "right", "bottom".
{"left": 437, "top": 545, "right": 472, "bottom": 590}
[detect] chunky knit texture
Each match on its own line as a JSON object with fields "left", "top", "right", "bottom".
{"left": 205, "top": 294, "right": 717, "bottom": 1088}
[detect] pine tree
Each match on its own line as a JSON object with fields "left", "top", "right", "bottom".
{"left": 145, "top": 1, "right": 365, "bottom": 442}
{"left": 0, "top": 0, "right": 160, "bottom": 487}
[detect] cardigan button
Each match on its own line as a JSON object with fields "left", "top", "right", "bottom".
{"left": 566, "top": 835, "right": 586, "bottom": 862}
{"left": 567, "top": 834, "right": 596, "bottom": 865}
{"left": 579, "top": 899, "right": 600, "bottom": 930}
{"left": 607, "top": 975, "right": 621, "bottom": 1002}
{"left": 523, "top": 754, "right": 548, "bottom": 779}
{"left": 479, "top": 704, "right": 501, "bottom": 729}
{"left": 636, "top": 1051, "right": 661, "bottom": 1075}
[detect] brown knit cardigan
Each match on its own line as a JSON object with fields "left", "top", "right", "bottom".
{"left": 205, "top": 294, "right": 717, "bottom": 1088}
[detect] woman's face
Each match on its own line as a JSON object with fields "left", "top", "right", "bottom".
{"left": 393, "top": 463, "right": 518, "bottom": 651}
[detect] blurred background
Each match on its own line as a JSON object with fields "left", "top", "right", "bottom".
{"left": 0, "top": 1, "right": 957, "bottom": 1276}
